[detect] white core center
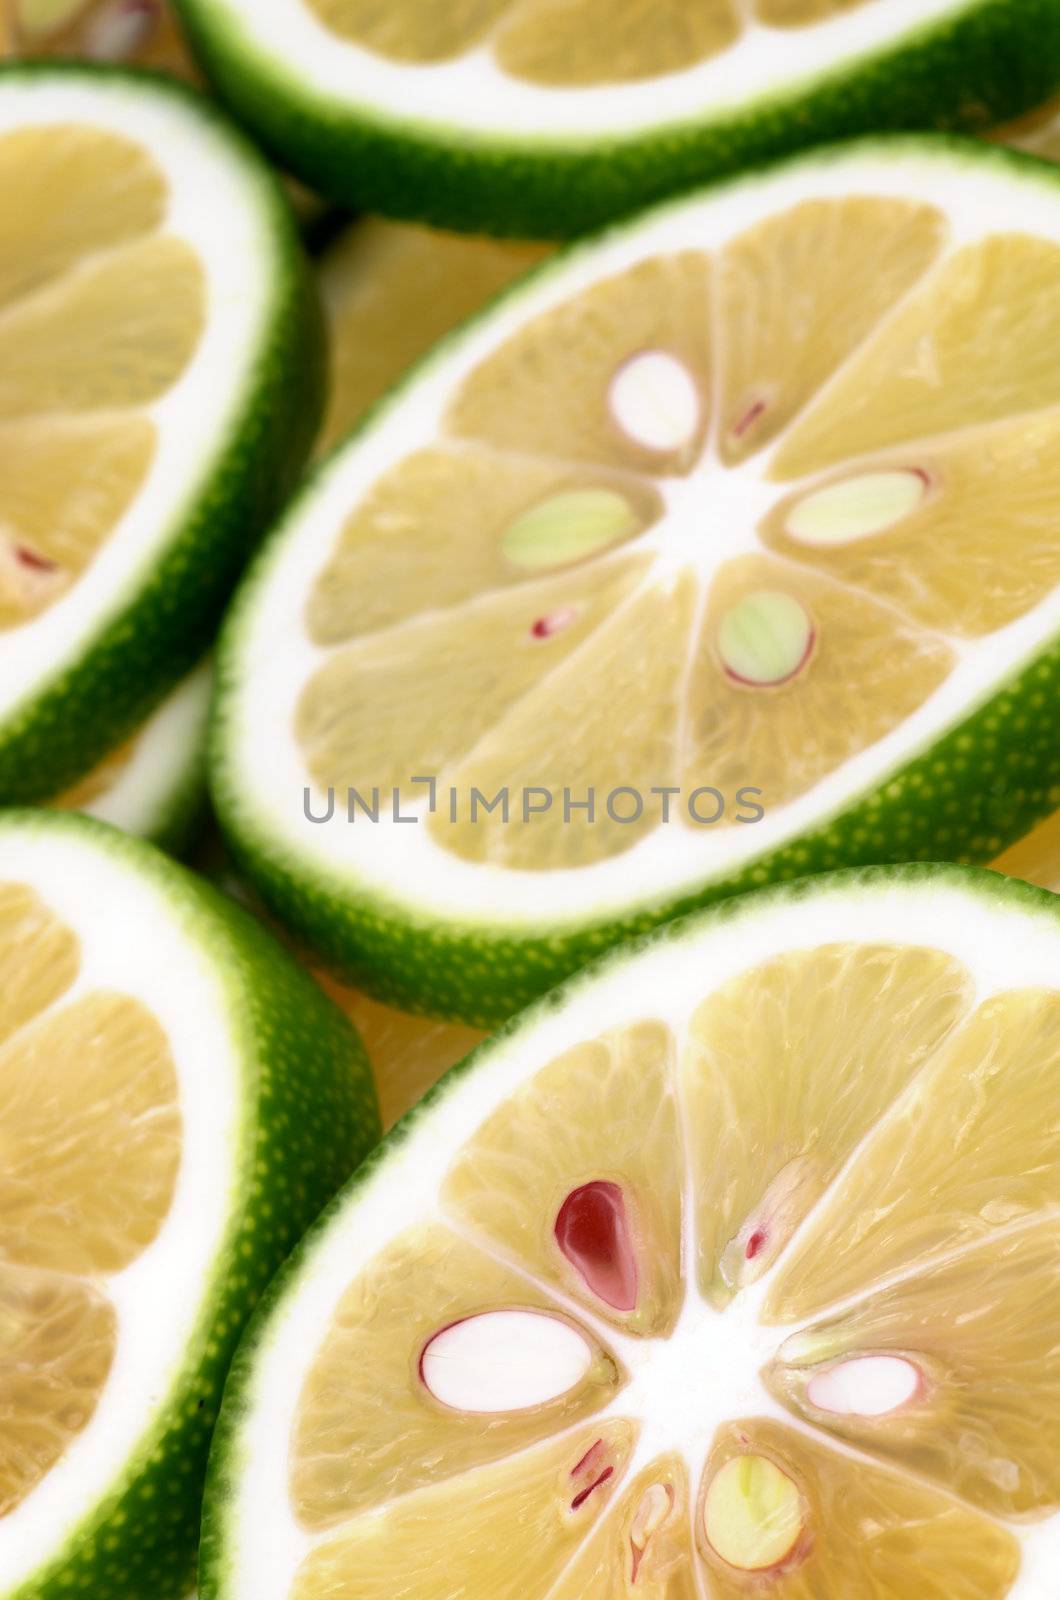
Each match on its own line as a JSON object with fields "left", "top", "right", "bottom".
{"left": 420, "top": 1310, "right": 594, "bottom": 1413}
{"left": 609, "top": 350, "right": 701, "bottom": 453}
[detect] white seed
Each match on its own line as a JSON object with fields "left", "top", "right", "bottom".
{"left": 786, "top": 470, "right": 928, "bottom": 547}
{"left": 420, "top": 1310, "right": 593, "bottom": 1413}
{"left": 806, "top": 1355, "right": 921, "bottom": 1417}
{"left": 503, "top": 488, "right": 636, "bottom": 571}
{"left": 608, "top": 350, "right": 700, "bottom": 453}
{"left": 717, "top": 590, "right": 813, "bottom": 687}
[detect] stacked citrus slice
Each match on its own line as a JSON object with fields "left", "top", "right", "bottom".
{"left": 0, "top": 65, "right": 321, "bottom": 804}
{"left": 0, "top": 810, "right": 377, "bottom": 1600}
{"left": 172, "top": 0, "right": 1060, "bottom": 232}
{"left": 50, "top": 657, "right": 211, "bottom": 852}
{"left": 3, "top": 0, "right": 195, "bottom": 72}
{"left": 318, "top": 218, "right": 549, "bottom": 455}
{"left": 202, "top": 864, "right": 1060, "bottom": 1600}
{"left": 215, "top": 139, "right": 1060, "bottom": 1024}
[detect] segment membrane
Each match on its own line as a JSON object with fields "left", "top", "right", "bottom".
{"left": 0, "top": 882, "right": 79, "bottom": 1047}
{"left": 0, "top": 233, "right": 205, "bottom": 420}
{"left": 680, "top": 556, "right": 954, "bottom": 816}
{"left": 683, "top": 944, "right": 972, "bottom": 1305}
{"left": 291, "top": 1423, "right": 637, "bottom": 1600}
{"left": 434, "top": 570, "right": 696, "bottom": 869}
{"left": 443, "top": 1022, "right": 683, "bottom": 1336}
{"left": 297, "top": 555, "right": 648, "bottom": 811}
{"left": 449, "top": 254, "right": 712, "bottom": 478}
{"left": 698, "top": 1421, "right": 1019, "bottom": 1598}
{"left": 0, "top": 1264, "right": 116, "bottom": 1518}
{"left": 0, "top": 417, "right": 155, "bottom": 629}
{"left": 0, "top": 125, "right": 165, "bottom": 313}
{"left": 765, "top": 415, "right": 1060, "bottom": 637}
{"left": 0, "top": 990, "right": 182, "bottom": 1276}
{"left": 717, "top": 199, "right": 946, "bottom": 463}
{"left": 303, "top": 0, "right": 512, "bottom": 58}
{"left": 768, "top": 1216, "right": 1060, "bottom": 1517}
{"left": 773, "top": 235, "right": 1060, "bottom": 478}
{"left": 305, "top": 446, "right": 659, "bottom": 647}
{"left": 495, "top": 0, "right": 738, "bottom": 86}
{"left": 768, "top": 989, "right": 1060, "bottom": 1321}
{"left": 290, "top": 1223, "right": 622, "bottom": 1529}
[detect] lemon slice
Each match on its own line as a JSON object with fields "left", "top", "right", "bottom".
{"left": 201, "top": 864, "right": 1060, "bottom": 1600}
{"left": 0, "top": 65, "right": 321, "bottom": 804}
{"left": 0, "top": 810, "right": 376, "bottom": 1600}
{"left": 319, "top": 217, "right": 550, "bottom": 456}
{"left": 49, "top": 658, "right": 211, "bottom": 853}
{"left": 214, "top": 140, "right": 1060, "bottom": 1024}
{"left": 172, "top": 0, "right": 1059, "bottom": 233}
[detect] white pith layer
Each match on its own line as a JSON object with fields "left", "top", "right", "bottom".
{"left": 0, "top": 74, "right": 279, "bottom": 727}
{"left": 74, "top": 658, "right": 211, "bottom": 839}
{"left": 198, "top": 0, "right": 976, "bottom": 140}
{"left": 0, "top": 822, "right": 243, "bottom": 1595}
{"left": 226, "top": 145, "right": 1060, "bottom": 928}
{"left": 219, "top": 875, "right": 1060, "bottom": 1600}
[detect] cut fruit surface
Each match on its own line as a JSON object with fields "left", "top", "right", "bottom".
{"left": 201, "top": 865, "right": 1060, "bottom": 1600}
{"left": 50, "top": 657, "right": 211, "bottom": 853}
{"left": 0, "top": 810, "right": 376, "bottom": 1600}
{"left": 215, "top": 141, "right": 1060, "bottom": 1024}
{"left": 0, "top": 66, "right": 320, "bottom": 803}
{"left": 171, "top": 0, "right": 1060, "bottom": 234}
{"left": 317, "top": 218, "right": 550, "bottom": 456}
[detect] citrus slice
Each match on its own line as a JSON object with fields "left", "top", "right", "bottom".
{"left": 318, "top": 217, "right": 550, "bottom": 456}
{"left": 172, "top": 0, "right": 1060, "bottom": 235}
{"left": 992, "top": 809, "right": 1060, "bottom": 892}
{"left": 214, "top": 140, "right": 1060, "bottom": 1024}
{"left": 50, "top": 657, "right": 211, "bottom": 853}
{"left": 201, "top": 863, "right": 1060, "bottom": 1600}
{"left": 0, "top": 64, "right": 321, "bottom": 803}
{"left": 0, "top": 809, "right": 376, "bottom": 1600}
{"left": 4, "top": 0, "right": 196, "bottom": 73}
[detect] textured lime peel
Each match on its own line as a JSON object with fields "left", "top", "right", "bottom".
{"left": 201, "top": 866, "right": 1060, "bottom": 1600}
{"left": 0, "top": 66, "right": 322, "bottom": 804}
{"left": 173, "top": 0, "right": 1060, "bottom": 234}
{"left": 215, "top": 141, "right": 1060, "bottom": 1025}
{"left": 0, "top": 810, "right": 377, "bottom": 1600}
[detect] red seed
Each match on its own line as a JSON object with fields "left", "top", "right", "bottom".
{"left": 15, "top": 546, "right": 58, "bottom": 574}
{"left": 571, "top": 1466, "right": 613, "bottom": 1511}
{"left": 555, "top": 1181, "right": 638, "bottom": 1312}
{"left": 531, "top": 606, "right": 576, "bottom": 639}
{"left": 732, "top": 397, "right": 767, "bottom": 440}
{"left": 745, "top": 1229, "right": 767, "bottom": 1261}
{"left": 570, "top": 1439, "right": 605, "bottom": 1479}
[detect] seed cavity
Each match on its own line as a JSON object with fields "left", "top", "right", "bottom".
{"left": 703, "top": 1455, "right": 804, "bottom": 1573}
{"left": 805, "top": 1354, "right": 921, "bottom": 1417}
{"left": 717, "top": 590, "right": 814, "bottom": 687}
{"left": 730, "top": 393, "right": 770, "bottom": 443}
{"left": 608, "top": 350, "right": 700, "bottom": 453}
{"left": 419, "top": 1310, "right": 593, "bottom": 1413}
{"left": 629, "top": 1482, "right": 675, "bottom": 1583}
{"left": 786, "top": 469, "right": 929, "bottom": 547}
{"left": 719, "top": 1158, "right": 818, "bottom": 1295}
{"left": 555, "top": 1181, "right": 638, "bottom": 1312}
{"left": 503, "top": 489, "right": 637, "bottom": 572}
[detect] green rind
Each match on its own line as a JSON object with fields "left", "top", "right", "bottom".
{"left": 198, "top": 859, "right": 1060, "bottom": 1600}
{"left": 0, "top": 810, "right": 379, "bottom": 1600}
{"left": 210, "top": 132, "right": 1060, "bottom": 1027}
{"left": 0, "top": 64, "right": 326, "bottom": 804}
{"left": 172, "top": 0, "right": 1060, "bottom": 236}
